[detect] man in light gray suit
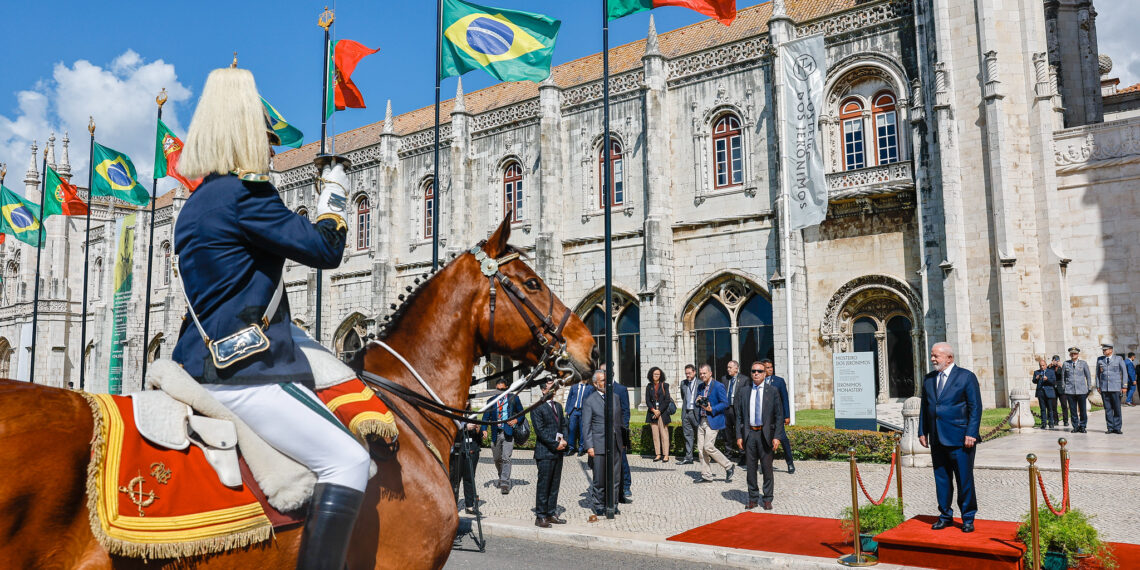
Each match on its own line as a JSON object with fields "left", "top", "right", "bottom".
{"left": 1060, "top": 347, "right": 1093, "bottom": 433}
{"left": 1096, "top": 344, "right": 1127, "bottom": 434}
{"left": 582, "top": 370, "right": 625, "bottom": 522}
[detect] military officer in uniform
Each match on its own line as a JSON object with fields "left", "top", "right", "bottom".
{"left": 174, "top": 66, "right": 367, "bottom": 570}
{"left": 1096, "top": 344, "right": 1127, "bottom": 434}
{"left": 1060, "top": 347, "right": 1093, "bottom": 434}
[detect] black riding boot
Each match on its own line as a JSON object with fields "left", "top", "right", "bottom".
{"left": 296, "top": 483, "right": 365, "bottom": 570}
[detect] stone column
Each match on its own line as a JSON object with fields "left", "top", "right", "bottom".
{"left": 448, "top": 79, "right": 472, "bottom": 257}
{"left": 1009, "top": 387, "right": 1034, "bottom": 431}
{"left": 875, "top": 330, "right": 889, "bottom": 403}
{"left": 900, "top": 396, "right": 930, "bottom": 467}
{"left": 536, "top": 76, "right": 565, "bottom": 293}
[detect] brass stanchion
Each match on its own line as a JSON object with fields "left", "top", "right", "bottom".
{"left": 894, "top": 432, "right": 904, "bottom": 518}
{"left": 839, "top": 447, "right": 878, "bottom": 567}
{"left": 1028, "top": 454, "right": 1041, "bottom": 570}
{"left": 1058, "top": 438, "right": 1069, "bottom": 512}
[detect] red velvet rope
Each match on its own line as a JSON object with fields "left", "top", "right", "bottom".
{"left": 854, "top": 451, "right": 896, "bottom": 506}
{"left": 1036, "top": 458, "right": 1070, "bottom": 516}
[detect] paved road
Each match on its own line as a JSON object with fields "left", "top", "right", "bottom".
{"left": 455, "top": 425, "right": 1139, "bottom": 543}
{"left": 446, "top": 526, "right": 728, "bottom": 569}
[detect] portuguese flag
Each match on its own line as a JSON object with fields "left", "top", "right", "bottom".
{"left": 155, "top": 119, "right": 202, "bottom": 192}
{"left": 43, "top": 165, "right": 88, "bottom": 217}
{"left": 333, "top": 40, "right": 381, "bottom": 112}
{"left": 608, "top": 0, "right": 737, "bottom": 25}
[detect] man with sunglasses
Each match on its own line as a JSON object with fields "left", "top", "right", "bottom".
{"left": 734, "top": 363, "right": 784, "bottom": 510}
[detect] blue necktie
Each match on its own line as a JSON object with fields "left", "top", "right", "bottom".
{"left": 753, "top": 385, "right": 762, "bottom": 426}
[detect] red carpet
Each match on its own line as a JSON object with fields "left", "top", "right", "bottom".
{"left": 667, "top": 513, "right": 853, "bottom": 558}
{"left": 875, "top": 516, "right": 1024, "bottom": 569}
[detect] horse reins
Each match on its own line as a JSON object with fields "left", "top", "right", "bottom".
{"left": 356, "top": 242, "right": 579, "bottom": 469}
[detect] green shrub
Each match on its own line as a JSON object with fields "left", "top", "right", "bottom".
{"left": 1016, "top": 508, "right": 1115, "bottom": 569}
{"left": 840, "top": 498, "right": 905, "bottom": 535}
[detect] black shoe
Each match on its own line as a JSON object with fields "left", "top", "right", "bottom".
{"left": 1063, "top": 422, "right": 1069, "bottom": 427}
{"left": 296, "top": 483, "right": 365, "bottom": 570}
{"left": 695, "top": 477, "right": 713, "bottom": 484}
{"left": 680, "top": 459, "right": 694, "bottom": 465}
{"left": 725, "top": 465, "right": 736, "bottom": 483}
{"left": 619, "top": 496, "right": 633, "bottom": 504}
{"left": 961, "top": 522, "right": 975, "bottom": 533}
{"left": 578, "top": 450, "right": 587, "bottom": 457}
{"left": 931, "top": 519, "right": 952, "bottom": 530}
{"left": 788, "top": 464, "right": 796, "bottom": 474}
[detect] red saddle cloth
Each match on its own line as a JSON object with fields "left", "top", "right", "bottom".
{"left": 84, "top": 393, "right": 275, "bottom": 559}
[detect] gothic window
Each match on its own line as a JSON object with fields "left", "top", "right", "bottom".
{"left": 873, "top": 92, "right": 899, "bottom": 166}
{"left": 355, "top": 196, "right": 371, "bottom": 250}
{"left": 598, "top": 141, "right": 624, "bottom": 208}
{"left": 160, "top": 241, "right": 172, "bottom": 287}
{"left": 694, "top": 300, "right": 733, "bottom": 377}
{"left": 737, "top": 294, "right": 775, "bottom": 370}
{"left": 582, "top": 296, "right": 640, "bottom": 388}
{"left": 712, "top": 114, "right": 744, "bottom": 188}
{"left": 0, "top": 337, "right": 10, "bottom": 378}
{"left": 886, "top": 315, "right": 915, "bottom": 398}
{"left": 424, "top": 179, "right": 435, "bottom": 239}
{"left": 503, "top": 161, "right": 524, "bottom": 222}
{"left": 852, "top": 317, "right": 881, "bottom": 397}
{"left": 840, "top": 98, "right": 866, "bottom": 170}
{"left": 4, "top": 262, "right": 16, "bottom": 303}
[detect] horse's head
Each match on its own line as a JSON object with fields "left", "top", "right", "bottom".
{"left": 468, "top": 215, "right": 595, "bottom": 384}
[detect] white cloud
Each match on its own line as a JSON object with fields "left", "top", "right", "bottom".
{"left": 1096, "top": 0, "right": 1140, "bottom": 89}
{"left": 0, "top": 50, "right": 193, "bottom": 198}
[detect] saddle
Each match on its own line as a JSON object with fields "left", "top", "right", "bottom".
{"left": 131, "top": 391, "right": 241, "bottom": 487}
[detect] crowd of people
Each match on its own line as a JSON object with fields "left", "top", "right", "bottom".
{"left": 1031, "top": 344, "right": 1133, "bottom": 434}
{"left": 450, "top": 360, "right": 795, "bottom": 525}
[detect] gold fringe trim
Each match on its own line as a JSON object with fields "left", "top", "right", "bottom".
{"left": 350, "top": 411, "right": 399, "bottom": 440}
{"left": 80, "top": 393, "right": 272, "bottom": 560}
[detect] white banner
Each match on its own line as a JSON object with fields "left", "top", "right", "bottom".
{"left": 781, "top": 34, "right": 828, "bottom": 230}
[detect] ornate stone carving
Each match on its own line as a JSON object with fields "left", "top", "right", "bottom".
{"left": 795, "top": 0, "right": 912, "bottom": 38}
{"left": 278, "top": 164, "right": 318, "bottom": 189}
{"left": 819, "top": 274, "right": 924, "bottom": 341}
{"left": 691, "top": 87, "right": 759, "bottom": 203}
{"left": 982, "top": 51, "right": 1002, "bottom": 100}
{"left": 827, "top": 161, "right": 914, "bottom": 197}
{"left": 472, "top": 99, "right": 541, "bottom": 134}
{"left": 1054, "top": 120, "right": 1140, "bottom": 169}
{"left": 399, "top": 124, "right": 454, "bottom": 155}
{"left": 667, "top": 37, "right": 770, "bottom": 86}
{"left": 561, "top": 71, "right": 645, "bottom": 109}
{"left": 346, "top": 145, "right": 383, "bottom": 169}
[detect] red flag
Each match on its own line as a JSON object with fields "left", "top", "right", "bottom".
{"left": 157, "top": 122, "right": 203, "bottom": 192}
{"left": 655, "top": 0, "right": 735, "bottom": 25}
{"left": 44, "top": 166, "right": 88, "bottom": 217}
{"left": 0, "top": 233, "right": 5, "bottom": 245}
{"left": 334, "top": 40, "right": 381, "bottom": 110}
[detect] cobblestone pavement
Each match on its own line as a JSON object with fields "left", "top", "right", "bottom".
{"left": 459, "top": 448, "right": 1139, "bottom": 544}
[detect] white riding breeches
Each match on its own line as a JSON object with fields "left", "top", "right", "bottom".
{"left": 203, "top": 382, "right": 371, "bottom": 492}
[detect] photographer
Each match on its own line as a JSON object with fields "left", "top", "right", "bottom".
{"left": 695, "top": 364, "right": 735, "bottom": 483}
{"left": 450, "top": 415, "right": 481, "bottom": 515}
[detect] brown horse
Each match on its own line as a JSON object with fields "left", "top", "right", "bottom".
{"left": 0, "top": 216, "right": 595, "bottom": 569}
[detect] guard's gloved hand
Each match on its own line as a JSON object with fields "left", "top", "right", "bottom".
{"left": 316, "top": 163, "right": 349, "bottom": 224}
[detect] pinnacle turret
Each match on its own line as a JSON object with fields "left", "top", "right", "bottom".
{"left": 59, "top": 132, "right": 72, "bottom": 180}
{"left": 24, "top": 140, "right": 39, "bottom": 187}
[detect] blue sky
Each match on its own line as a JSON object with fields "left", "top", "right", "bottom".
{"left": 0, "top": 0, "right": 769, "bottom": 196}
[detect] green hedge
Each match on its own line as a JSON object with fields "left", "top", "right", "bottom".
{"left": 478, "top": 421, "right": 894, "bottom": 463}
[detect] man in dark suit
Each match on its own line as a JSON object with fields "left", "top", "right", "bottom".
{"left": 565, "top": 378, "right": 594, "bottom": 456}
{"left": 582, "top": 370, "right": 625, "bottom": 522}
{"left": 449, "top": 418, "right": 481, "bottom": 515}
{"left": 481, "top": 378, "right": 524, "bottom": 494}
{"left": 763, "top": 359, "right": 796, "bottom": 474}
{"left": 531, "top": 379, "right": 568, "bottom": 528}
{"left": 611, "top": 380, "right": 633, "bottom": 499}
{"left": 679, "top": 364, "right": 700, "bottom": 464}
{"left": 735, "top": 362, "right": 785, "bottom": 510}
{"left": 720, "top": 360, "right": 748, "bottom": 466}
{"left": 1032, "top": 358, "right": 1058, "bottom": 429}
{"left": 918, "top": 342, "right": 982, "bottom": 533}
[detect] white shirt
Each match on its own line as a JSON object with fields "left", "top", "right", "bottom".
{"left": 749, "top": 381, "right": 765, "bottom": 427}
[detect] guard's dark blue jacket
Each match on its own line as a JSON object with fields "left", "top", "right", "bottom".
{"left": 171, "top": 173, "right": 345, "bottom": 387}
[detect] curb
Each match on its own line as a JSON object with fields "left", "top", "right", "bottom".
{"left": 462, "top": 516, "right": 910, "bottom": 569}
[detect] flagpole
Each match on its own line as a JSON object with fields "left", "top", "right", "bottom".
{"left": 29, "top": 147, "right": 48, "bottom": 383}
{"left": 432, "top": 0, "right": 442, "bottom": 271}
{"left": 141, "top": 90, "right": 167, "bottom": 386}
{"left": 79, "top": 117, "right": 95, "bottom": 391}
{"left": 316, "top": 7, "right": 335, "bottom": 342}
{"left": 601, "top": 0, "right": 616, "bottom": 521}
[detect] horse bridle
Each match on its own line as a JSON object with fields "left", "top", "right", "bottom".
{"left": 356, "top": 242, "right": 581, "bottom": 470}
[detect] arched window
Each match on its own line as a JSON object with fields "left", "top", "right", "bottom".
{"left": 712, "top": 114, "right": 744, "bottom": 188}
{"left": 598, "top": 141, "right": 624, "bottom": 208}
{"left": 840, "top": 98, "right": 866, "bottom": 171}
{"left": 4, "top": 262, "right": 17, "bottom": 303}
{"left": 582, "top": 297, "right": 641, "bottom": 388}
{"left": 852, "top": 317, "right": 881, "bottom": 397}
{"left": 161, "top": 242, "right": 172, "bottom": 287}
{"left": 873, "top": 92, "right": 899, "bottom": 166}
{"left": 423, "top": 180, "right": 435, "bottom": 239}
{"left": 503, "top": 162, "right": 524, "bottom": 222}
{"left": 737, "top": 294, "right": 774, "bottom": 369}
{"left": 886, "top": 315, "right": 915, "bottom": 397}
{"left": 694, "top": 300, "right": 732, "bottom": 377}
{"left": 355, "top": 196, "right": 371, "bottom": 250}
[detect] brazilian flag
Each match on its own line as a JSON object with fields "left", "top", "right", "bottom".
{"left": 262, "top": 97, "right": 305, "bottom": 148}
{"left": 0, "top": 185, "right": 43, "bottom": 247}
{"left": 440, "top": 0, "right": 561, "bottom": 83}
{"left": 92, "top": 143, "right": 150, "bottom": 206}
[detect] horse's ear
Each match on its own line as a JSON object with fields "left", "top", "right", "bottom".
{"left": 485, "top": 211, "right": 512, "bottom": 256}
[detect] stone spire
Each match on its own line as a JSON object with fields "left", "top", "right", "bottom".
{"left": 24, "top": 140, "right": 39, "bottom": 187}
{"left": 46, "top": 131, "right": 57, "bottom": 171}
{"left": 58, "top": 132, "right": 72, "bottom": 180}
{"left": 771, "top": 0, "right": 787, "bottom": 18}
{"left": 645, "top": 14, "right": 661, "bottom": 57}
{"left": 383, "top": 99, "right": 394, "bottom": 134}
{"left": 454, "top": 77, "right": 466, "bottom": 114}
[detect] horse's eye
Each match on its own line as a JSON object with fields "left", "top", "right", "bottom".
{"left": 524, "top": 278, "right": 542, "bottom": 291}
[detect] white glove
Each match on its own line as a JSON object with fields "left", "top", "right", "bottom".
{"left": 316, "top": 163, "right": 349, "bottom": 221}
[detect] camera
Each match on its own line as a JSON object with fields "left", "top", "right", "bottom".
{"left": 695, "top": 396, "right": 709, "bottom": 409}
